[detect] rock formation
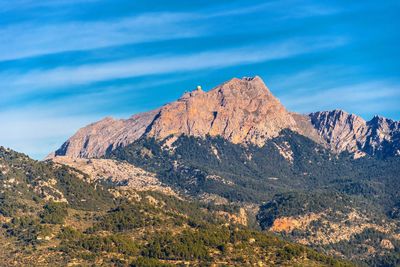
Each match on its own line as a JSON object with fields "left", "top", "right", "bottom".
{"left": 147, "top": 76, "right": 299, "bottom": 145}
{"left": 51, "top": 156, "right": 175, "bottom": 195}
{"left": 310, "top": 110, "right": 400, "bottom": 157}
{"left": 50, "top": 76, "right": 400, "bottom": 159}
{"left": 50, "top": 110, "right": 159, "bottom": 158}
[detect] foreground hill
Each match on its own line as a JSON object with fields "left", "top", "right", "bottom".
{"left": 0, "top": 146, "right": 352, "bottom": 266}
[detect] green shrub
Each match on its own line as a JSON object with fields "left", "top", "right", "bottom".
{"left": 131, "top": 257, "right": 173, "bottom": 267}
{"left": 40, "top": 201, "right": 68, "bottom": 224}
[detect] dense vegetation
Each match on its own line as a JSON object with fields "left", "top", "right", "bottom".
{"left": 40, "top": 201, "right": 68, "bottom": 224}
{"left": 0, "top": 147, "right": 114, "bottom": 217}
{"left": 110, "top": 131, "right": 400, "bottom": 210}
{"left": 109, "top": 131, "right": 400, "bottom": 266}
{"left": 0, "top": 146, "right": 352, "bottom": 266}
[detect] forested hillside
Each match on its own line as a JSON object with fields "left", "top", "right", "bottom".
{"left": 109, "top": 131, "right": 400, "bottom": 265}
{"left": 0, "top": 146, "right": 352, "bottom": 266}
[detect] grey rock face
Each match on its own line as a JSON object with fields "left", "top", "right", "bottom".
{"left": 50, "top": 77, "right": 400, "bottom": 159}
{"left": 51, "top": 77, "right": 305, "bottom": 158}
{"left": 50, "top": 109, "right": 159, "bottom": 158}
{"left": 309, "top": 110, "right": 400, "bottom": 158}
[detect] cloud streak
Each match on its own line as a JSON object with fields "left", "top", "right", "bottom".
{"left": 0, "top": 12, "right": 200, "bottom": 61}
{"left": 280, "top": 80, "right": 400, "bottom": 117}
{"left": 0, "top": 1, "right": 341, "bottom": 62}
{"left": 1, "top": 36, "right": 347, "bottom": 99}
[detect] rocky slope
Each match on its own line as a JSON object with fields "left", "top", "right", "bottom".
{"left": 51, "top": 76, "right": 323, "bottom": 158}
{"left": 51, "top": 156, "right": 176, "bottom": 195}
{"left": 147, "top": 76, "right": 300, "bottom": 145}
{"left": 310, "top": 110, "right": 400, "bottom": 158}
{"left": 257, "top": 191, "right": 400, "bottom": 265}
{"left": 51, "top": 109, "right": 159, "bottom": 158}
{"left": 51, "top": 76, "right": 399, "bottom": 160}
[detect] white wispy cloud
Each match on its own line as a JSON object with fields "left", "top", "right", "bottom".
{"left": 1, "top": 36, "right": 347, "bottom": 99}
{"left": 207, "top": 0, "right": 338, "bottom": 19}
{"left": 0, "top": 0, "right": 99, "bottom": 12}
{"left": 279, "top": 3, "right": 339, "bottom": 19}
{"left": 0, "top": 12, "right": 199, "bottom": 61}
{"left": 280, "top": 80, "right": 400, "bottom": 116}
{"left": 0, "top": 0, "right": 341, "bottom": 62}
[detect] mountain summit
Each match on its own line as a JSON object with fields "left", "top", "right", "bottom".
{"left": 51, "top": 76, "right": 399, "bottom": 159}
{"left": 147, "top": 76, "right": 298, "bottom": 145}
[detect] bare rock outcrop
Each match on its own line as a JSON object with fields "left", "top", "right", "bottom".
{"left": 309, "top": 110, "right": 400, "bottom": 157}
{"left": 52, "top": 156, "right": 175, "bottom": 195}
{"left": 50, "top": 109, "right": 159, "bottom": 158}
{"left": 147, "top": 76, "right": 298, "bottom": 146}
{"left": 50, "top": 76, "right": 400, "bottom": 159}
{"left": 51, "top": 76, "right": 307, "bottom": 158}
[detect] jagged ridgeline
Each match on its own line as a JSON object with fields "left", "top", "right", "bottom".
{"left": 0, "top": 146, "right": 353, "bottom": 266}
{"left": 38, "top": 76, "right": 400, "bottom": 266}
{"left": 51, "top": 77, "right": 400, "bottom": 160}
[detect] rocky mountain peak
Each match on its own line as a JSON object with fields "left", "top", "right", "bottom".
{"left": 50, "top": 76, "right": 399, "bottom": 159}
{"left": 309, "top": 110, "right": 400, "bottom": 158}
{"left": 213, "top": 76, "right": 272, "bottom": 97}
{"left": 51, "top": 76, "right": 300, "bottom": 158}
{"left": 146, "top": 76, "right": 297, "bottom": 145}
{"left": 309, "top": 110, "right": 367, "bottom": 154}
{"left": 368, "top": 115, "right": 398, "bottom": 129}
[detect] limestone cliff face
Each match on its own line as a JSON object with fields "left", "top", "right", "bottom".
{"left": 51, "top": 156, "right": 175, "bottom": 195}
{"left": 51, "top": 76, "right": 304, "bottom": 158}
{"left": 51, "top": 109, "right": 159, "bottom": 158}
{"left": 50, "top": 76, "right": 399, "bottom": 159}
{"left": 147, "top": 76, "right": 298, "bottom": 146}
{"left": 309, "top": 110, "right": 400, "bottom": 157}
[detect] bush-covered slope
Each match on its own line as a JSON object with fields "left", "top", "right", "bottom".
{"left": 108, "top": 131, "right": 400, "bottom": 266}
{"left": 0, "top": 146, "right": 352, "bottom": 266}
{"left": 109, "top": 130, "right": 399, "bottom": 209}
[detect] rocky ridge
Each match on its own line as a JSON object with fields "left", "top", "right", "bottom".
{"left": 51, "top": 156, "right": 176, "bottom": 195}
{"left": 50, "top": 76, "right": 400, "bottom": 159}
{"left": 310, "top": 110, "right": 400, "bottom": 158}
{"left": 51, "top": 110, "right": 159, "bottom": 158}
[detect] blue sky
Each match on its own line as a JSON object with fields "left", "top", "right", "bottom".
{"left": 0, "top": 0, "right": 399, "bottom": 159}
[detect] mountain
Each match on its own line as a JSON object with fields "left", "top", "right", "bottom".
{"left": 50, "top": 109, "right": 160, "bottom": 158}
{"left": 43, "top": 76, "right": 400, "bottom": 265}
{"left": 145, "top": 76, "right": 300, "bottom": 145}
{"left": 105, "top": 131, "right": 400, "bottom": 266}
{"left": 310, "top": 110, "right": 400, "bottom": 158}
{"left": 0, "top": 146, "right": 352, "bottom": 266}
{"left": 51, "top": 76, "right": 399, "bottom": 160}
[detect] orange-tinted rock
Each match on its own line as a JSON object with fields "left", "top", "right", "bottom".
{"left": 50, "top": 76, "right": 303, "bottom": 158}
{"left": 50, "top": 76, "right": 400, "bottom": 159}
{"left": 148, "top": 76, "right": 298, "bottom": 146}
